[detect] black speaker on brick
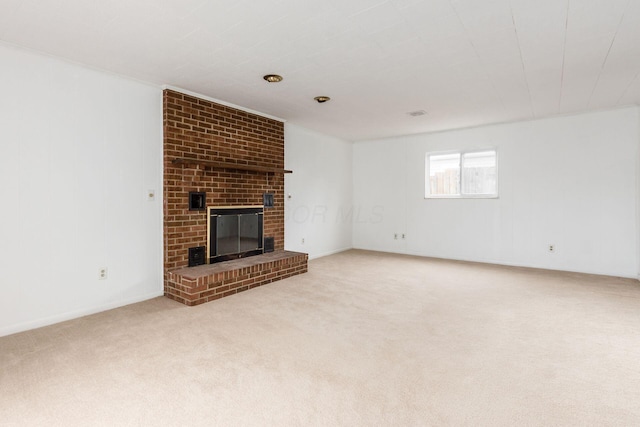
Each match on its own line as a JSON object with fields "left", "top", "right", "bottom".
{"left": 263, "top": 193, "right": 274, "bottom": 208}
{"left": 189, "top": 192, "right": 206, "bottom": 211}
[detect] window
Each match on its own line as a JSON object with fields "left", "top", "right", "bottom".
{"left": 426, "top": 149, "right": 497, "bottom": 198}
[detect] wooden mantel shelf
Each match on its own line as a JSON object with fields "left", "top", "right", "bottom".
{"left": 172, "top": 158, "right": 293, "bottom": 174}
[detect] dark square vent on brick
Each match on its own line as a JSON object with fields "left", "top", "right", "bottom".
{"left": 264, "top": 237, "right": 275, "bottom": 253}
{"left": 188, "top": 246, "right": 206, "bottom": 267}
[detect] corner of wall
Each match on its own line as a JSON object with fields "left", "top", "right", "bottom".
{"left": 637, "top": 105, "right": 640, "bottom": 280}
{"left": 284, "top": 123, "right": 354, "bottom": 259}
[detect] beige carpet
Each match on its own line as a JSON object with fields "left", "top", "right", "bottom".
{"left": 1, "top": 250, "right": 640, "bottom": 426}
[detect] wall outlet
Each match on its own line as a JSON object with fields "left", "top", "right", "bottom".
{"left": 301, "top": 237, "right": 305, "bottom": 245}
{"left": 98, "top": 267, "right": 108, "bottom": 280}
{"left": 402, "top": 233, "right": 406, "bottom": 239}
{"left": 394, "top": 233, "right": 398, "bottom": 240}
{"left": 548, "top": 244, "right": 555, "bottom": 253}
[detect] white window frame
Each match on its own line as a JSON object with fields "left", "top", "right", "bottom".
{"left": 425, "top": 148, "right": 498, "bottom": 199}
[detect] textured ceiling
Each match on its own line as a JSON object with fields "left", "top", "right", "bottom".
{"left": 1, "top": 0, "right": 639, "bottom": 141}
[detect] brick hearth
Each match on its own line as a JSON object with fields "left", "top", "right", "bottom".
{"left": 166, "top": 251, "right": 308, "bottom": 306}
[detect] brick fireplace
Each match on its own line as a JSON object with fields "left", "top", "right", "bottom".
{"left": 163, "top": 89, "right": 307, "bottom": 305}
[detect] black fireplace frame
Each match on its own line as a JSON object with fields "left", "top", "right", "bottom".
{"left": 207, "top": 206, "right": 264, "bottom": 264}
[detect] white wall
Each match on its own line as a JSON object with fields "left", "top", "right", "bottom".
{"left": 284, "top": 124, "right": 353, "bottom": 259}
{"left": 0, "top": 44, "right": 163, "bottom": 336}
{"left": 353, "top": 107, "right": 640, "bottom": 278}
{"left": 638, "top": 106, "right": 640, "bottom": 280}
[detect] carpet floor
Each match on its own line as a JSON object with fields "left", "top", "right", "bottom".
{"left": 1, "top": 250, "right": 639, "bottom": 426}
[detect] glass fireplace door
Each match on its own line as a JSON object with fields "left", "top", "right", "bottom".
{"left": 216, "top": 214, "right": 239, "bottom": 256}
{"left": 239, "top": 213, "right": 261, "bottom": 252}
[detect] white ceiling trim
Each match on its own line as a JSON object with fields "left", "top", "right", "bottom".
{"left": 163, "top": 85, "right": 286, "bottom": 123}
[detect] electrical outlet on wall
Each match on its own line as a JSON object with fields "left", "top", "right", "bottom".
{"left": 548, "top": 244, "right": 555, "bottom": 253}
{"left": 98, "top": 267, "right": 108, "bottom": 280}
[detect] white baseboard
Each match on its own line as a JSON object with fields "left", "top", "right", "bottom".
{"left": 0, "top": 290, "right": 164, "bottom": 338}
{"left": 308, "top": 247, "right": 353, "bottom": 260}
{"left": 351, "top": 247, "right": 639, "bottom": 280}
{"left": 403, "top": 250, "right": 640, "bottom": 279}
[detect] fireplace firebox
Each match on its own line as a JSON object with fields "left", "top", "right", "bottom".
{"left": 207, "top": 206, "right": 264, "bottom": 263}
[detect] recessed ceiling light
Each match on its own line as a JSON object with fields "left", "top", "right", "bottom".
{"left": 407, "top": 110, "right": 428, "bottom": 117}
{"left": 263, "top": 74, "right": 283, "bottom": 83}
{"left": 314, "top": 96, "right": 331, "bottom": 103}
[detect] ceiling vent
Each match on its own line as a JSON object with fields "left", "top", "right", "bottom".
{"left": 407, "top": 110, "right": 428, "bottom": 117}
